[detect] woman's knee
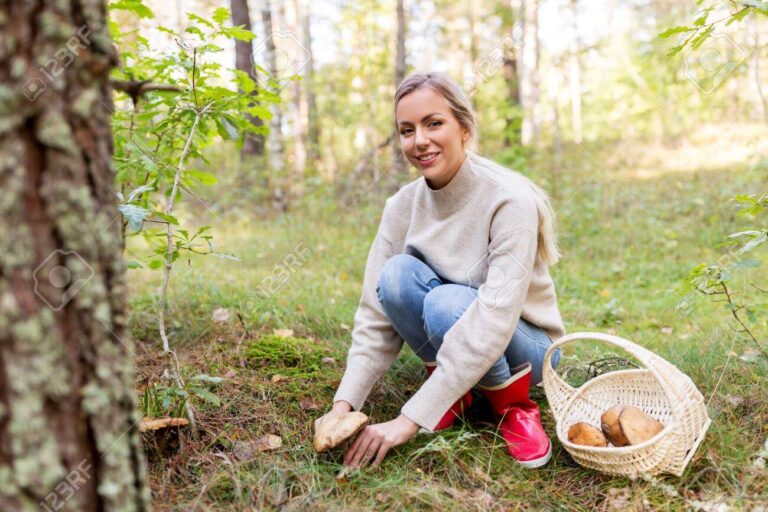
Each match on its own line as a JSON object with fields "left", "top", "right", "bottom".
{"left": 422, "top": 285, "right": 476, "bottom": 338}
{"left": 377, "top": 254, "right": 425, "bottom": 308}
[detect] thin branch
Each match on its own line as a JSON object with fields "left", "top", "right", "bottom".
{"left": 719, "top": 281, "right": 768, "bottom": 359}
{"left": 157, "top": 50, "right": 203, "bottom": 432}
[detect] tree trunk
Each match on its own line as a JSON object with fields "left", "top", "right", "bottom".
{"left": 569, "top": 0, "right": 582, "bottom": 143}
{"left": 260, "top": 0, "right": 287, "bottom": 211}
{"left": 518, "top": 0, "right": 540, "bottom": 146}
{"left": 287, "top": 0, "right": 306, "bottom": 200}
{"left": 502, "top": 4, "right": 521, "bottom": 147}
{"left": 231, "top": 0, "right": 265, "bottom": 156}
{"left": 0, "top": 2, "right": 148, "bottom": 511}
{"left": 301, "top": 0, "right": 319, "bottom": 167}
{"left": 467, "top": 0, "right": 479, "bottom": 112}
{"left": 391, "top": 0, "right": 408, "bottom": 187}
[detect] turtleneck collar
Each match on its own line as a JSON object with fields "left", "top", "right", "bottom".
{"left": 419, "top": 151, "right": 482, "bottom": 215}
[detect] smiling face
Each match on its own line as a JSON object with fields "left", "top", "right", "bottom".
{"left": 395, "top": 87, "right": 470, "bottom": 189}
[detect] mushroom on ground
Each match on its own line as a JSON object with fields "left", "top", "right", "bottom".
{"left": 313, "top": 411, "right": 369, "bottom": 453}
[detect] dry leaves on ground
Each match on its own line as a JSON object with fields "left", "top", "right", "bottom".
{"left": 232, "top": 434, "right": 283, "bottom": 462}
{"left": 212, "top": 308, "right": 230, "bottom": 323}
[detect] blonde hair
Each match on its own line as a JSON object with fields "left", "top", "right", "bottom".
{"left": 393, "top": 71, "right": 561, "bottom": 266}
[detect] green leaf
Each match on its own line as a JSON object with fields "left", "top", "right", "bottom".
{"left": 187, "top": 13, "right": 214, "bottom": 29}
{"left": 118, "top": 204, "right": 149, "bottom": 231}
{"left": 191, "top": 374, "right": 225, "bottom": 384}
{"left": 153, "top": 211, "right": 180, "bottom": 225}
{"left": 222, "top": 27, "right": 255, "bottom": 42}
{"left": 125, "top": 261, "right": 143, "bottom": 269}
{"left": 126, "top": 184, "right": 155, "bottom": 203}
{"left": 148, "top": 259, "right": 164, "bottom": 270}
{"left": 213, "top": 7, "right": 230, "bottom": 25}
{"left": 186, "top": 169, "right": 218, "bottom": 186}
{"left": 738, "top": 0, "right": 768, "bottom": 10}
{"left": 109, "top": 0, "right": 154, "bottom": 19}
{"left": 659, "top": 26, "right": 694, "bottom": 38}
{"left": 690, "top": 25, "right": 714, "bottom": 51}
{"left": 191, "top": 387, "right": 221, "bottom": 407}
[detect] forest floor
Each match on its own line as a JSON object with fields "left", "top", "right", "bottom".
{"left": 128, "top": 128, "right": 768, "bottom": 511}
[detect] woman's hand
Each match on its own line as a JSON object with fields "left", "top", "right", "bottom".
{"left": 343, "top": 414, "right": 420, "bottom": 468}
{"left": 314, "top": 400, "right": 353, "bottom": 432}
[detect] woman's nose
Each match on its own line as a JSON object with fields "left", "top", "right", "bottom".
{"left": 415, "top": 128, "right": 429, "bottom": 148}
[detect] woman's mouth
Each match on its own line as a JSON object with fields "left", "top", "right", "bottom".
{"left": 415, "top": 152, "right": 439, "bottom": 167}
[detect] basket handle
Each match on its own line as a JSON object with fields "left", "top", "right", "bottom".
{"left": 542, "top": 331, "right": 683, "bottom": 422}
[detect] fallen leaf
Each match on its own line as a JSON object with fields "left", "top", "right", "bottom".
{"left": 740, "top": 348, "right": 761, "bottom": 363}
{"left": 273, "top": 328, "right": 294, "bottom": 337}
{"left": 472, "top": 465, "right": 492, "bottom": 483}
{"left": 299, "top": 397, "right": 321, "bottom": 410}
{"left": 336, "top": 466, "right": 352, "bottom": 481}
{"left": 724, "top": 394, "right": 744, "bottom": 408}
{"left": 232, "top": 434, "right": 283, "bottom": 461}
{"left": 603, "top": 487, "right": 633, "bottom": 511}
{"left": 224, "top": 369, "right": 238, "bottom": 379}
{"left": 139, "top": 417, "right": 189, "bottom": 433}
{"left": 375, "top": 492, "right": 389, "bottom": 503}
{"left": 469, "top": 489, "right": 495, "bottom": 508}
{"left": 321, "top": 357, "right": 336, "bottom": 365}
{"left": 660, "top": 327, "right": 673, "bottom": 335}
{"left": 212, "top": 308, "right": 230, "bottom": 323}
{"left": 271, "top": 374, "right": 288, "bottom": 384}
{"left": 599, "top": 289, "right": 611, "bottom": 298}
{"left": 340, "top": 323, "right": 351, "bottom": 331}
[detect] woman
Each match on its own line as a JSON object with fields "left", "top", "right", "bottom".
{"left": 321, "top": 72, "right": 566, "bottom": 470}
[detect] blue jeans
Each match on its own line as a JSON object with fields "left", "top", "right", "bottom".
{"left": 376, "top": 253, "right": 560, "bottom": 387}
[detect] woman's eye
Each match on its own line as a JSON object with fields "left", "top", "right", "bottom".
{"left": 428, "top": 121, "right": 443, "bottom": 128}
{"left": 400, "top": 129, "right": 413, "bottom": 136}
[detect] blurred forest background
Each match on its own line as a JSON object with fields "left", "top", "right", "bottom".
{"left": 98, "top": 0, "right": 768, "bottom": 509}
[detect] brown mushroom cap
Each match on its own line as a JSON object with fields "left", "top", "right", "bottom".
{"left": 567, "top": 422, "right": 608, "bottom": 447}
{"left": 313, "top": 411, "right": 369, "bottom": 453}
{"left": 618, "top": 406, "right": 664, "bottom": 445}
{"left": 600, "top": 405, "right": 630, "bottom": 447}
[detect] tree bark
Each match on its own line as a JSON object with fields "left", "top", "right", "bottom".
{"left": 391, "top": 0, "right": 408, "bottom": 187}
{"left": 502, "top": 4, "right": 521, "bottom": 147}
{"left": 260, "top": 0, "right": 287, "bottom": 211}
{"left": 231, "top": 0, "right": 265, "bottom": 156}
{"left": 0, "top": 2, "right": 148, "bottom": 511}
{"left": 287, "top": 0, "right": 306, "bottom": 200}
{"left": 518, "top": 0, "right": 540, "bottom": 146}
{"left": 301, "top": 0, "right": 319, "bottom": 167}
{"left": 569, "top": 0, "right": 582, "bottom": 143}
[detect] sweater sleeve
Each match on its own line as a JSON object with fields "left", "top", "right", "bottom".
{"left": 400, "top": 196, "right": 539, "bottom": 431}
{"left": 333, "top": 200, "right": 404, "bottom": 411}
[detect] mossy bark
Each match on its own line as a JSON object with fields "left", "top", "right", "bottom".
{"left": 0, "top": 1, "right": 149, "bottom": 510}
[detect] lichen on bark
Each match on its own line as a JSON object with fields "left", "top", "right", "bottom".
{"left": 0, "top": 1, "right": 149, "bottom": 510}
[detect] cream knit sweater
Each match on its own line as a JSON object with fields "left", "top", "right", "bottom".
{"left": 333, "top": 151, "right": 566, "bottom": 431}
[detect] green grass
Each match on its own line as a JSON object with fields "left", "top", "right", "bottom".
{"left": 129, "top": 139, "right": 768, "bottom": 511}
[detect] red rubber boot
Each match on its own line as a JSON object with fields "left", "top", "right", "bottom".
{"left": 423, "top": 362, "right": 474, "bottom": 432}
{"left": 478, "top": 362, "right": 552, "bottom": 467}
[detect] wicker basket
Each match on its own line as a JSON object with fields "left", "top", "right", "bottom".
{"left": 542, "top": 332, "right": 711, "bottom": 478}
